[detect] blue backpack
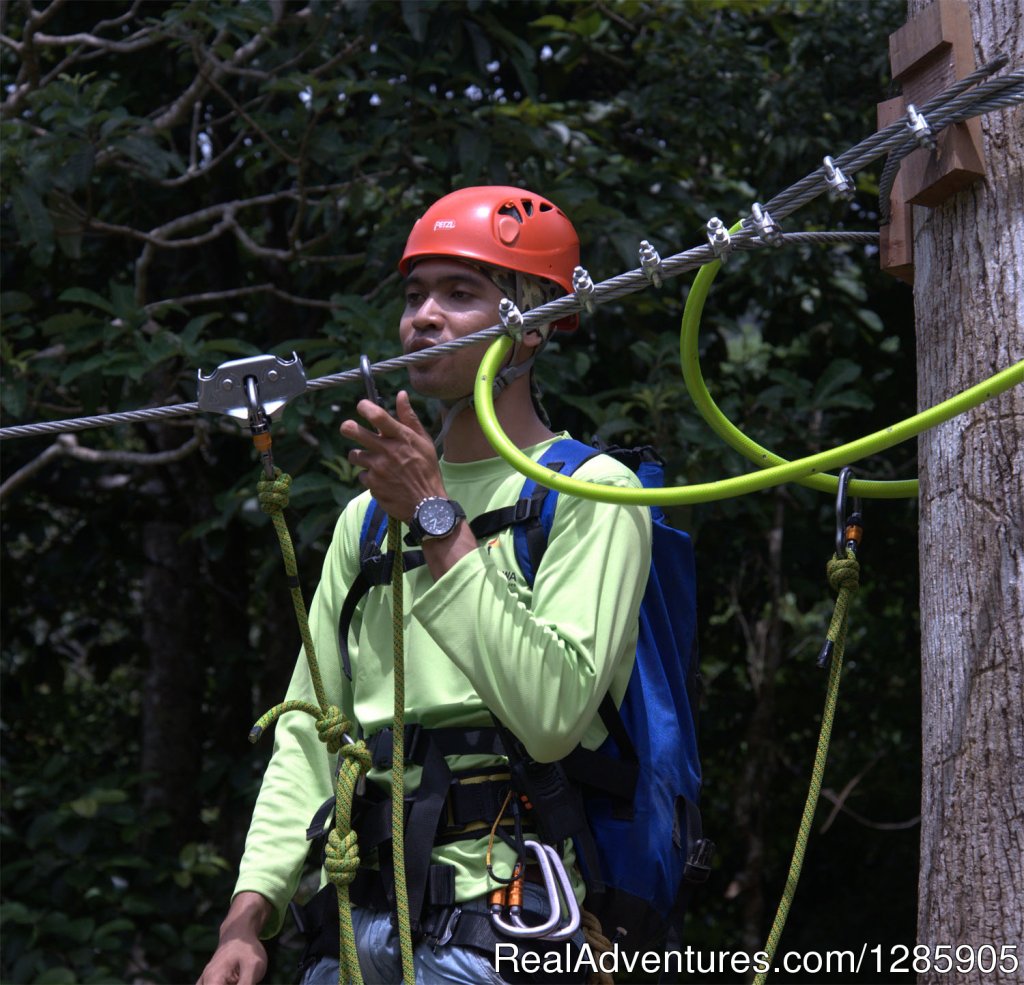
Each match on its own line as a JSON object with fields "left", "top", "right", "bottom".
{"left": 337, "top": 439, "right": 711, "bottom": 947}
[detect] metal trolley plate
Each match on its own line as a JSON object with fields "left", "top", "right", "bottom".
{"left": 197, "top": 353, "right": 307, "bottom": 423}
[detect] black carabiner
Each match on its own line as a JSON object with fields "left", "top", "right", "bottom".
{"left": 359, "top": 354, "right": 384, "bottom": 409}
{"left": 834, "top": 467, "right": 863, "bottom": 559}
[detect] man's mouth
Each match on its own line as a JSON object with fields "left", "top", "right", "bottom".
{"left": 407, "top": 338, "right": 442, "bottom": 359}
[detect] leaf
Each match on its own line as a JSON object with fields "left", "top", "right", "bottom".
{"left": 68, "top": 796, "right": 99, "bottom": 818}
{"left": 856, "top": 307, "right": 884, "bottom": 333}
{"left": 11, "top": 184, "right": 54, "bottom": 267}
{"left": 57, "top": 288, "right": 117, "bottom": 315}
{"left": 812, "top": 358, "right": 861, "bottom": 405}
{"left": 93, "top": 918, "right": 135, "bottom": 944}
{"left": 0, "top": 291, "right": 35, "bottom": 314}
{"left": 34, "top": 968, "right": 77, "bottom": 984}
{"left": 401, "top": 0, "right": 429, "bottom": 42}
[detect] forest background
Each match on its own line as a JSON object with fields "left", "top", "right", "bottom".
{"left": 1, "top": 2, "right": 929, "bottom": 983}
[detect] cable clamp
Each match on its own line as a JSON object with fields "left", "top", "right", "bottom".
{"left": 572, "top": 265, "right": 597, "bottom": 314}
{"left": 749, "top": 202, "right": 783, "bottom": 247}
{"left": 822, "top": 156, "right": 855, "bottom": 201}
{"left": 705, "top": 217, "right": 732, "bottom": 260}
{"left": 498, "top": 298, "right": 525, "bottom": 340}
{"left": 906, "top": 103, "right": 936, "bottom": 150}
{"left": 638, "top": 240, "right": 664, "bottom": 287}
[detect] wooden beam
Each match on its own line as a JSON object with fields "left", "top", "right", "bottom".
{"left": 878, "top": 95, "right": 915, "bottom": 284}
{"left": 888, "top": 0, "right": 986, "bottom": 208}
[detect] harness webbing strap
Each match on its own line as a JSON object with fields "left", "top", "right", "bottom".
{"left": 399, "top": 733, "right": 451, "bottom": 932}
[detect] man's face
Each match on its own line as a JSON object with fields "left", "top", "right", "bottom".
{"left": 399, "top": 258, "right": 507, "bottom": 401}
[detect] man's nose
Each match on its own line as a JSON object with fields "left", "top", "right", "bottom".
{"left": 412, "top": 294, "right": 443, "bottom": 329}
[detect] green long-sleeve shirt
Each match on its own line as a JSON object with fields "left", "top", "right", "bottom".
{"left": 234, "top": 434, "right": 651, "bottom": 936}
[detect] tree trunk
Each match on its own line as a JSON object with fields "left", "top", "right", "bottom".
{"left": 912, "top": 1, "right": 1024, "bottom": 980}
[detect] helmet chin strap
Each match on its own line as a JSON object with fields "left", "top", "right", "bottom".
{"left": 426, "top": 267, "right": 560, "bottom": 453}
{"left": 432, "top": 342, "right": 538, "bottom": 452}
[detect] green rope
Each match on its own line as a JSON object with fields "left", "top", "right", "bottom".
{"left": 387, "top": 517, "right": 416, "bottom": 984}
{"left": 254, "top": 470, "right": 330, "bottom": 710}
{"left": 753, "top": 550, "right": 860, "bottom": 985}
{"left": 248, "top": 468, "right": 372, "bottom": 985}
{"left": 326, "top": 741, "right": 374, "bottom": 985}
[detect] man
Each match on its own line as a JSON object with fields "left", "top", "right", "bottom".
{"left": 198, "top": 186, "right": 651, "bottom": 984}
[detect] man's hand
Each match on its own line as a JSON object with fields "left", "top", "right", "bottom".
{"left": 341, "top": 391, "right": 446, "bottom": 521}
{"left": 197, "top": 892, "right": 271, "bottom": 985}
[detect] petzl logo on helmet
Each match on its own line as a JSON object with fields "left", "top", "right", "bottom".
{"left": 433, "top": 219, "right": 456, "bottom": 231}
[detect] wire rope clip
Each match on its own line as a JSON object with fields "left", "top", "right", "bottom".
{"left": 822, "top": 156, "right": 855, "bottom": 201}
{"left": 905, "top": 103, "right": 936, "bottom": 150}
{"left": 749, "top": 202, "right": 783, "bottom": 247}
{"left": 638, "top": 240, "right": 664, "bottom": 287}
{"left": 705, "top": 217, "right": 732, "bottom": 261}
{"left": 498, "top": 298, "right": 525, "bottom": 340}
{"left": 572, "top": 265, "right": 597, "bottom": 314}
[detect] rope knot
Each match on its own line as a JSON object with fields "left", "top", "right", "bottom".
{"left": 257, "top": 468, "right": 291, "bottom": 514}
{"left": 316, "top": 705, "right": 353, "bottom": 754}
{"left": 339, "top": 738, "right": 374, "bottom": 775}
{"left": 324, "top": 827, "right": 361, "bottom": 887}
{"left": 826, "top": 554, "right": 860, "bottom": 594}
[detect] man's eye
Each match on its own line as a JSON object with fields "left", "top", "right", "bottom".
{"left": 405, "top": 292, "right": 422, "bottom": 305}
{"left": 451, "top": 290, "right": 470, "bottom": 300}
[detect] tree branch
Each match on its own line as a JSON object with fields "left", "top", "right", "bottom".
{"left": 0, "top": 433, "right": 200, "bottom": 502}
{"left": 32, "top": 28, "right": 158, "bottom": 53}
{"left": 197, "top": 61, "right": 297, "bottom": 164}
{"left": 143, "top": 282, "right": 356, "bottom": 314}
{"left": 150, "top": 22, "right": 272, "bottom": 133}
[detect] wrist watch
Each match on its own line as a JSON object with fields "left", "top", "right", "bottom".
{"left": 408, "top": 496, "right": 466, "bottom": 544}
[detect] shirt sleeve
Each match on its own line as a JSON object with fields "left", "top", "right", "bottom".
{"left": 414, "top": 460, "right": 651, "bottom": 763}
{"left": 231, "top": 502, "right": 361, "bottom": 938}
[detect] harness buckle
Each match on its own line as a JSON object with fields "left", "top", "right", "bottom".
{"left": 370, "top": 723, "right": 424, "bottom": 771}
{"left": 684, "top": 837, "right": 715, "bottom": 884}
{"left": 430, "top": 905, "right": 462, "bottom": 951}
{"left": 512, "top": 497, "right": 535, "bottom": 523}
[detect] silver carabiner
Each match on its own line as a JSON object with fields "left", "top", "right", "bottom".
{"left": 489, "top": 840, "right": 562, "bottom": 939}
{"left": 537, "top": 844, "right": 581, "bottom": 941}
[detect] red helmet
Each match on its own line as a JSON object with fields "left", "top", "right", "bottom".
{"left": 399, "top": 185, "right": 580, "bottom": 304}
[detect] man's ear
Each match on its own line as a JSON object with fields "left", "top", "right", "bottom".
{"left": 519, "top": 324, "right": 550, "bottom": 351}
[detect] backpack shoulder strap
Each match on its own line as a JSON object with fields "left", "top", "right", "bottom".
{"left": 337, "top": 497, "right": 425, "bottom": 680}
{"left": 511, "top": 438, "right": 599, "bottom": 586}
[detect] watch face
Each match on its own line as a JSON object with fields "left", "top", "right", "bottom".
{"left": 418, "top": 498, "right": 457, "bottom": 537}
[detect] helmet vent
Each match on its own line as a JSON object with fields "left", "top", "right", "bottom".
{"left": 498, "top": 203, "right": 524, "bottom": 224}
{"left": 521, "top": 199, "right": 534, "bottom": 216}
{"left": 539, "top": 202, "right": 553, "bottom": 212}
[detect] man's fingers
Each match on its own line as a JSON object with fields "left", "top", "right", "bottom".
{"left": 355, "top": 398, "right": 406, "bottom": 437}
{"left": 340, "top": 417, "right": 384, "bottom": 448}
{"left": 396, "top": 391, "right": 428, "bottom": 436}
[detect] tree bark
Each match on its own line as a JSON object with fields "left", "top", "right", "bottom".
{"left": 912, "top": 1, "right": 1024, "bottom": 979}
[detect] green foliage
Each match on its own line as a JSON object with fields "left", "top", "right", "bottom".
{"left": 2, "top": 2, "right": 922, "bottom": 981}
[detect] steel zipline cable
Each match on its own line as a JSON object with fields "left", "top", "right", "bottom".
{"left": 1, "top": 63, "right": 1021, "bottom": 445}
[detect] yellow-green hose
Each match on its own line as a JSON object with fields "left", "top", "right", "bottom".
{"left": 680, "top": 221, "right": 918, "bottom": 499}
{"left": 474, "top": 335, "right": 1022, "bottom": 505}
